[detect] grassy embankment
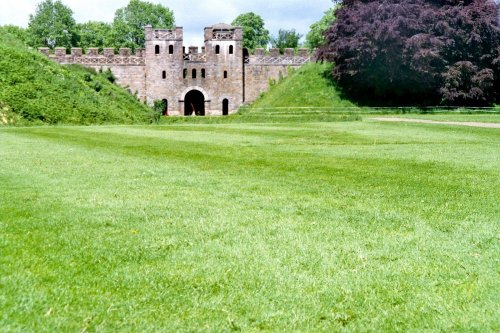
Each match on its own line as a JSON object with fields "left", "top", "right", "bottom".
{"left": 1, "top": 121, "right": 499, "bottom": 332}
{"left": 0, "top": 29, "right": 153, "bottom": 125}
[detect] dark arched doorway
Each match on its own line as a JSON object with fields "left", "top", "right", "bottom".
{"left": 222, "top": 99, "right": 229, "bottom": 116}
{"left": 162, "top": 99, "right": 168, "bottom": 116}
{"left": 184, "top": 90, "right": 205, "bottom": 116}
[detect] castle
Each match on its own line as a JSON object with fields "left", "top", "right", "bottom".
{"left": 39, "top": 23, "right": 313, "bottom": 116}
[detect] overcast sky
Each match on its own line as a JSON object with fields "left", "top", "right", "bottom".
{"left": 0, "top": 0, "right": 333, "bottom": 46}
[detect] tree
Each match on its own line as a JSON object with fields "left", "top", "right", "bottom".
{"left": 111, "top": 0, "right": 175, "bottom": 50}
{"left": 318, "top": 0, "right": 500, "bottom": 106}
{"left": 27, "top": 0, "right": 78, "bottom": 49}
{"left": 76, "top": 21, "right": 113, "bottom": 50}
{"left": 271, "top": 29, "right": 302, "bottom": 54}
{"left": 0, "top": 25, "right": 30, "bottom": 45}
{"left": 232, "top": 12, "right": 270, "bottom": 51}
{"left": 305, "top": 8, "right": 335, "bottom": 50}
{"left": 440, "top": 62, "right": 495, "bottom": 106}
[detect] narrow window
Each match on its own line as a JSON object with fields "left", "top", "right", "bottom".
{"left": 201, "top": 69, "right": 206, "bottom": 78}
{"left": 162, "top": 70, "right": 166, "bottom": 79}
{"left": 169, "top": 45, "right": 174, "bottom": 54}
{"left": 229, "top": 45, "right": 234, "bottom": 54}
{"left": 224, "top": 71, "right": 228, "bottom": 79}
{"left": 243, "top": 48, "right": 250, "bottom": 63}
{"left": 192, "top": 69, "right": 197, "bottom": 79}
{"left": 183, "top": 46, "right": 186, "bottom": 54}
{"left": 155, "top": 45, "right": 160, "bottom": 54}
{"left": 183, "top": 69, "right": 187, "bottom": 79}
{"left": 215, "top": 45, "right": 220, "bottom": 54}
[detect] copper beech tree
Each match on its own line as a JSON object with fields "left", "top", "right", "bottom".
{"left": 318, "top": 0, "right": 500, "bottom": 106}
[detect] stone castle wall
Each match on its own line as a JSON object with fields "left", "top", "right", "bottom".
{"left": 244, "top": 48, "right": 311, "bottom": 103}
{"left": 39, "top": 47, "right": 147, "bottom": 100}
{"left": 39, "top": 24, "right": 313, "bottom": 116}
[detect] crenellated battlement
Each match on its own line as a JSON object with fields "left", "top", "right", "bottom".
{"left": 39, "top": 47, "right": 146, "bottom": 66}
{"left": 248, "top": 48, "right": 314, "bottom": 66}
{"left": 145, "top": 26, "right": 183, "bottom": 42}
{"left": 183, "top": 46, "right": 207, "bottom": 62}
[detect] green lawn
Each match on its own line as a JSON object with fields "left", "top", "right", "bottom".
{"left": 1, "top": 120, "right": 499, "bottom": 332}
{"left": 367, "top": 113, "right": 500, "bottom": 123}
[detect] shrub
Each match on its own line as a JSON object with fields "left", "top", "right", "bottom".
{"left": 103, "top": 68, "right": 116, "bottom": 84}
{"left": 0, "top": 101, "right": 22, "bottom": 125}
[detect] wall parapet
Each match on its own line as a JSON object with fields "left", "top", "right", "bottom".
{"left": 248, "top": 48, "right": 314, "bottom": 66}
{"left": 182, "top": 46, "right": 207, "bottom": 62}
{"left": 38, "top": 47, "right": 146, "bottom": 66}
{"left": 145, "top": 26, "right": 183, "bottom": 41}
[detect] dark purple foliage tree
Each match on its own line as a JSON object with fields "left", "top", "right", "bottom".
{"left": 318, "top": 0, "right": 500, "bottom": 106}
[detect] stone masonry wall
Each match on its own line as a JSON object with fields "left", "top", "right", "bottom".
{"left": 39, "top": 47, "right": 147, "bottom": 101}
{"left": 244, "top": 48, "right": 312, "bottom": 103}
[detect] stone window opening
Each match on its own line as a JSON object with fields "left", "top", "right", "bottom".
{"left": 215, "top": 45, "right": 220, "bottom": 54}
{"left": 162, "top": 71, "right": 166, "bottom": 79}
{"left": 169, "top": 45, "right": 174, "bottom": 54}
{"left": 192, "top": 69, "right": 197, "bottom": 79}
{"left": 183, "top": 69, "right": 187, "bottom": 79}
{"left": 155, "top": 45, "right": 160, "bottom": 54}
{"left": 243, "top": 48, "right": 250, "bottom": 64}
{"left": 201, "top": 69, "right": 206, "bottom": 78}
{"left": 229, "top": 45, "right": 234, "bottom": 54}
{"left": 224, "top": 71, "right": 228, "bottom": 79}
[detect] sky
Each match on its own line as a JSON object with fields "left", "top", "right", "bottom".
{"left": 0, "top": 0, "right": 334, "bottom": 46}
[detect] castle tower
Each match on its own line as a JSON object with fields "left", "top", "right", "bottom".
{"left": 200, "top": 23, "right": 244, "bottom": 115}
{"left": 144, "top": 25, "right": 184, "bottom": 114}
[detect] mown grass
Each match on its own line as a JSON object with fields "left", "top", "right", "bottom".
{"left": 1, "top": 120, "right": 499, "bottom": 332}
{"left": 368, "top": 113, "right": 500, "bottom": 123}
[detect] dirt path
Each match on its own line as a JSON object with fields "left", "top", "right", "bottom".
{"left": 370, "top": 117, "right": 500, "bottom": 129}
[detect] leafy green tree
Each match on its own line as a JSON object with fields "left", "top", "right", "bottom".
{"left": 0, "top": 25, "right": 29, "bottom": 45}
{"left": 77, "top": 21, "right": 113, "bottom": 50}
{"left": 231, "top": 12, "right": 270, "bottom": 51}
{"left": 305, "top": 7, "right": 335, "bottom": 50}
{"left": 271, "top": 29, "right": 302, "bottom": 54}
{"left": 111, "top": 0, "right": 175, "bottom": 50}
{"left": 27, "top": 0, "right": 78, "bottom": 49}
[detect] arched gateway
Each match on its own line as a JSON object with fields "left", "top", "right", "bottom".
{"left": 184, "top": 90, "right": 205, "bottom": 116}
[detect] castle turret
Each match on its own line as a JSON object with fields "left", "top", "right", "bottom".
{"left": 201, "top": 23, "right": 244, "bottom": 114}
{"left": 144, "top": 25, "right": 184, "bottom": 107}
